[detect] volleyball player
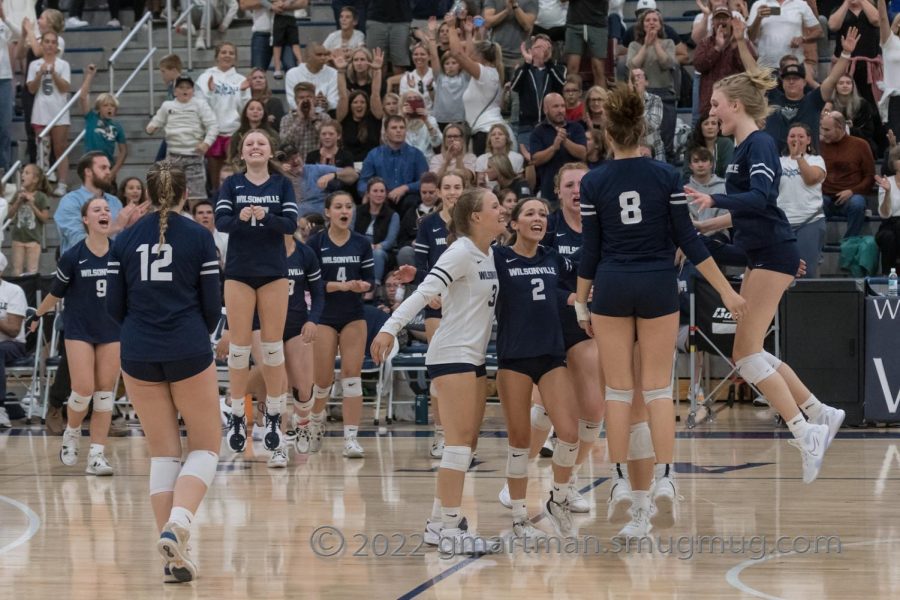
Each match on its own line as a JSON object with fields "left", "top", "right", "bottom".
{"left": 371, "top": 188, "right": 506, "bottom": 554}
{"left": 216, "top": 129, "right": 298, "bottom": 454}
{"left": 494, "top": 197, "right": 582, "bottom": 538}
{"left": 412, "top": 170, "right": 466, "bottom": 459}
{"left": 33, "top": 197, "right": 120, "bottom": 475}
{"left": 306, "top": 191, "right": 374, "bottom": 458}
{"left": 685, "top": 68, "right": 846, "bottom": 483}
{"left": 105, "top": 161, "right": 222, "bottom": 583}
{"left": 283, "top": 234, "right": 325, "bottom": 458}
{"left": 575, "top": 85, "right": 747, "bottom": 535}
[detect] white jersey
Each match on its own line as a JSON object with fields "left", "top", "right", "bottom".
{"left": 381, "top": 236, "right": 497, "bottom": 366}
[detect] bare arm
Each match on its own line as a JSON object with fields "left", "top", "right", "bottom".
{"left": 879, "top": 0, "right": 892, "bottom": 44}
{"left": 860, "top": 0, "right": 881, "bottom": 26}
{"left": 481, "top": 7, "right": 510, "bottom": 29}
{"left": 336, "top": 71, "right": 349, "bottom": 121}
{"left": 448, "top": 17, "right": 483, "bottom": 79}
{"left": 820, "top": 27, "right": 859, "bottom": 101}
{"left": 828, "top": 0, "right": 850, "bottom": 31}
{"left": 111, "top": 143, "right": 128, "bottom": 178}
{"left": 370, "top": 50, "right": 385, "bottom": 119}
{"left": 78, "top": 65, "right": 97, "bottom": 114}
{"left": 796, "top": 156, "right": 826, "bottom": 186}
{"left": 0, "top": 314, "right": 24, "bottom": 339}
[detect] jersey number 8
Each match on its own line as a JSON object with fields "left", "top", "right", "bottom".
{"left": 137, "top": 243, "right": 174, "bottom": 282}
{"left": 619, "top": 191, "right": 642, "bottom": 225}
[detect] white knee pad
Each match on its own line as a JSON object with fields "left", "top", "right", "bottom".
{"left": 763, "top": 351, "right": 783, "bottom": 371}
{"left": 440, "top": 445, "right": 472, "bottom": 472}
{"left": 605, "top": 387, "right": 634, "bottom": 404}
{"left": 736, "top": 353, "right": 776, "bottom": 385}
{"left": 643, "top": 386, "right": 673, "bottom": 404}
{"left": 178, "top": 450, "right": 219, "bottom": 488}
{"left": 578, "top": 419, "right": 601, "bottom": 443}
{"left": 341, "top": 377, "right": 362, "bottom": 397}
{"left": 552, "top": 439, "right": 579, "bottom": 468}
{"left": 531, "top": 405, "right": 551, "bottom": 431}
{"left": 506, "top": 446, "right": 529, "bottom": 479}
{"left": 92, "top": 391, "right": 114, "bottom": 413}
{"left": 429, "top": 382, "right": 438, "bottom": 398}
{"left": 260, "top": 341, "right": 285, "bottom": 367}
{"left": 627, "top": 421, "right": 655, "bottom": 461}
{"left": 227, "top": 344, "right": 252, "bottom": 369}
{"left": 313, "top": 384, "right": 332, "bottom": 401}
{"left": 149, "top": 457, "right": 182, "bottom": 496}
{"left": 67, "top": 391, "right": 92, "bottom": 413}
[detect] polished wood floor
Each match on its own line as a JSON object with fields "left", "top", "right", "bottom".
{"left": 1, "top": 403, "right": 899, "bottom": 599}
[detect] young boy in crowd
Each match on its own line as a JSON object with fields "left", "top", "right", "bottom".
{"left": 685, "top": 146, "right": 743, "bottom": 265}
{"left": 146, "top": 75, "right": 219, "bottom": 201}
{"left": 155, "top": 54, "right": 184, "bottom": 161}
{"left": 79, "top": 64, "right": 128, "bottom": 183}
{"left": 323, "top": 6, "right": 365, "bottom": 55}
{"left": 271, "top": 0, "right": 306, "bottom": 79}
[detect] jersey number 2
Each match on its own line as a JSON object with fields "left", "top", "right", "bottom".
{"left": 530, "top": 278, "right": 546, "bottom": 301}
{"left": 137, "top": 244, "right": 173, "bottom": 281}
{"left": 619, "top": 191, "right": 642, "bottom": 225}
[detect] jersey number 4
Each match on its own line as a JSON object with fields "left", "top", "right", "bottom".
{"left": 137, "top": 243, "right": 173, "bottom": 281}
{"left": 619, "top": 191, "right": 642, "bottom": 225}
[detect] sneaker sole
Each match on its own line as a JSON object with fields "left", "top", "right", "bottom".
{"left": 424, "top": 528, "right": 440, "bottom": 546}
{"left": 607, "top": 497, "right": 632, "bottom": 524}
{"left": 498, "top": 490, "right": 512, "bottom": 509}
{"left": 60, "top": 448, "right": 78, "bottom": 467}
{"left": 85, "top": 467, "right": 114, "bottom": 476}
{"left": 228, "top": 433, "right": 246, "bottom": 452}
{"left": 267, "top": 461, "right": 288, "bottom": 469}
{"left": 650, "top": 495, "right": 676, "bottom": 529}
{"left": 825, "top": 411, "right": 845, "bottom": 448}
{"left": 264, "top": 432, "right": 282, "bottom": 452}
{"left": 568, "top": 498, "right": 590, "bottom": 514}
{"left": 157, "top": 536, "right": 196, "bottom": 583}
{"left": 342, "top": 451, "right": 364, "bottom": 458}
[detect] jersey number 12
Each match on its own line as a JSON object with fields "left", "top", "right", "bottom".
{"left": 619, "top": 191, "right": 642, "bottom": 225}
{"left": 137, "top": 243, "right": 173, "bottom": 281}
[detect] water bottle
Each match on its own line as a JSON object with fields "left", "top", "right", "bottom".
{"left": 889, "top": 268, "right": 898, "bottom": 297}
{"left": 450, "top": 0, "right": 466, "bottom": 17}
{"left": 415, "top": 394, "right": 429, "bottom": 425}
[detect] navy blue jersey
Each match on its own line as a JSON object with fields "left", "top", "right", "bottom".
{"left": 711, "top": 130, "right": 795, "bottom": 251}
{"left": 494, "top": 244, "right": 572, "bottom": 360}
{"left": 307, "top": 230, "right": 375, "bottom": 324}
{"left": 543, "top": 211, "right": 582, "bottom": 290}
{"left": 215, "top": 172, "right": 300, "bottom": 278}
{"left": 51, "top": 240, "right": 120, "bottom": 344}
{"left": 578, "top": 157, "right": 710, "bottom": 280}
{"left": 286, "top": 242, "right": 325, "bottom": 323}
{"left": 106, "top": 213, "right": 222, "bottom": 362}
{"left": 413, "top": 211, "right": 450, "bottom": 284}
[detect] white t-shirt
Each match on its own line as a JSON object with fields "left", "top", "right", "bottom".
{"left": 692, "top": 10, "right": 746, "bottom": 37}
{"left": 0, "top": 280, "right": 27, "bottom": 344}
{"left": 882, "top": 35, "right": 900, "bottom": 95}
{"left": 194, "top": 66, "right": 250, "bottom": 136}
{"left": 284, "top": 63, "right": 339, "bottom": 111}
{"left": 27, "top": 57, "right": 71, "bottom": 127}
{"left": 398, "top": 68, "right": 435, "bottom": 112}
{"left": 777, "top": 154, "right": 826, "bottom": 225}
{"left": 748, "top": 0, "right": 818, "bottom": 69}
{"left": 474, "top": 151, "right": 525, "bottom": 175}
{"left": 249, "top": 7, "right": 272, "bottom": 32}
{"left": 323, "top": 29, "right": 366, "bottom": 51}
{"left": 535, "top": 0, "right": 567, "bottom": 28}
{"left": 463, "top": 64, "right": 505, "bottom": 134}
{"left": 878, "top": 177, "right": 900, "bottom": 218}
{"left": 381, "top": 236, "right": 496, "bottom": 366}
{"left": 0, "top": 20, "right": 14, "bottom": 79}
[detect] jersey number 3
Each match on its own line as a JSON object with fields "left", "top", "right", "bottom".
{"left": 619, "top": 191, "right": 642, "bottom": 225}
{"left": 137, "top": 243, "right": 174, "bottom": 282}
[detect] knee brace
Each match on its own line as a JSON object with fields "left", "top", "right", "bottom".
{"left": 627, "top": 421, "right": 655, "bottom": 461}
{"left": 643, "top": 386, "right": 673, "bottom": 404}
{"left": 531, "top": 405, "right": 551, "bottom": 431}
{"left": 578, "top": 419, "right": 601, "bottom": 443}
{"left": 763, "top": 351, "right": 783, "bottom": 371}
{"left": 149, "top": 457, "right": 182, "bottom": 496}
{"left": 439, "top": 445, "right": 472, "bottom": 472}
{"left": 227, "top": 343, "right": 252, "bottom": 369}
{"left": 92, "top": 391, "right": 114, "bottom": 413}
{"left": 67, "top": 391, "right": 92, "bottom": 413}
{"left": 341, "top": 376, "right": 362, "bottom": 397}
{"left": 506, "top": 446, "right": 529, "bottom": 479}
{"left": 260, "top": 340, "right": 285, "bottom": 367}
{"left": 178, "top": 450, "right": 219, "bottom": 488}
{"left": 736, "top": 353, "right": 776, "bottom": 385}
{"left": 313, "top": 384, "right": 332, "bottom": 401}
{"left": 552, "top": 439, "right": 579, "bottom": 468}
{"left": 605, "top": 387, "right": 634, "bottom": 405}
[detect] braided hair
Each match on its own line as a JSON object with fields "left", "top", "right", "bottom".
{"left": 145, "top": 160, "right": 187, "bottom": 252}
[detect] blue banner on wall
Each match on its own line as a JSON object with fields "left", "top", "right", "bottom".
{"left": 865, "top": 297, "right": 900, "bottom": 422}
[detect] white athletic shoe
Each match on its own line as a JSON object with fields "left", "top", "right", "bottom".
{"left": 788, "top": 423, "right": 829, "bottom": 484}
{"left": 438, "top": 523, "right": 499, "bottom": 555}
{"left": 294, "top": 424, "right": 311, "bottom": 454}
{"left": 157, "top": 522, "right": 197, "bottom": 583}
{"left": 617, "top": 504, "right": 652, "bottom": 541}
{"left": 65, "top": 16, "right": 89, "bottom": 29}
{"left": 283, "top": 427, "right": 298, "bottom": 444}
{"left": 85, "top": 451, "right": 114, "bottom": 476}
{"left": 511, "top": 519, "right": 548, "bottom": 541}
{"left": 228, "top": 414, "right": 247, "bottom": 452}
{"left": 424, "top": 518, "right": 442, "bottom": 546}
{"left": 0, "top": 406, "right": 11, "bottom": 428}
{"left": 163, "top": 564, "right": 178, "bottom": 584}
{"left": 649, "top": 476, "right": 678, "bottom": 530}
{"left": 106, "top": 18, "right": 121, "bottom": 28}
{"left": 295, "top": 8, "right": 310, "bottom": 19}
{"left": 268, "top": 447, "right": 289, "bottom": 468}
{"left": 60, "top": 428, "right": 81, "bottom": 466}
{"left": 811, "top": 405, "right": 845, "bottom": 448}
{"left": 543, "top": 497, "right": 574, "bottom": 537}
{"left": 498, "top": 483, "right": 512, "bottom": 509}
{"left": 263, "top": 412, "right": 283, "bottom": 451}
{"left": 342, "top": 435, "right": 364, "bottom": 458}
{"left": 430, "top": 430, "right": 445, "bottom": 459}
{"left": 53, "top": 182, "right": 67, "bottom": 197}
{"left": 308, "top": 419, "right": 324, "bottom": 452}
{"left": 194, "top": 36, "right": 207, "bottom": 50}
{"left": 607, "top": 473, "right": 633, "bottom": 523}
{"left": 539, "top": 432, "right": 556, "bottom": 458}
{"left": 568, "top": 477, "right": 590, "bottom": 513}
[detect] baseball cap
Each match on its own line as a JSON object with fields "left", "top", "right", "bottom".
{"left": 635, "top": 0, "right": 657, "bottom": 13}
{"left": 174, "top": 75, "right": 195, "bottom": 87}
{"left": 712, "top": 6, "right": 731, "bottom": 17}
{"left": 780, "top": 64, "right": 806, "bottom": 80}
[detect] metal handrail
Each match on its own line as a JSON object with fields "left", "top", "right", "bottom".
{"left": 108, "top": 12, "right": 154, "bottom": 69}
{"left": 1, "top": 160, "right": 22, "bottom": 186}
{"left": 109, "top": 11, "right": 155, "bottom": 106}
{"left": 170, "top": 0, "right": 208, "bottom": 72}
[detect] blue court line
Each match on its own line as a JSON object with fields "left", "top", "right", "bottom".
{"left": 396, "top": 476, "right": 609, "bottom": 600}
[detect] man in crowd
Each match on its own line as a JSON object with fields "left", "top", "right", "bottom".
{"left": 819, "top": 111, "right": 875, "bottom": 239}
{"left": 358, "top": 116, "right": 429, "bottom": 217}
{"left": 284, "top": 42, "right": 340, "bottom": 112}
{"left": 529, "top": 93, "right": 587, "bottom": 205}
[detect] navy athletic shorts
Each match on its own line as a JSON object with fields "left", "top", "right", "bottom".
{"left": 498, "top": 355, "right": 567, "bottom": 384}
{"left": 591, "top": 269, "right": 679, "bottom": 319}
{"left": 427, "top": 363, "right": 487, "bottom": 379}
{"left": 319, "top": 316, "right": 364, "bottom": 333}
{"left": 122, "top": 352, "right": 213, "bottom": 383}
{"left": 745, "top": 240, "right": 801, "bottom": 277}
{"left": 283, "top": 311, "right": 309, "bottom": 342}
{"left": 559, "top": 304, "right": 590, "bottom": 350}
{"left": 423, "top": 306, "right": 442, "bottom": 320}
{"left": 227, "top": 275, "right": 286, "bottom": 290}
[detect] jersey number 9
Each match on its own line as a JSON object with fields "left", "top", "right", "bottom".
{"left": 95, "top": 279, "right": 106, "bottom": 298}
{"left": 619, "top": 191, "right": 642, "bottom": 225}
{"left": 137, "top": 243, "right": 174, "bottom": 282}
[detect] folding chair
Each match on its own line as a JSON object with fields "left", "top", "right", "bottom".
{"left": 6, "top": 308, "right": 44, "bottom": 422}
{"left": 685, "top": 275, "right": 780, "bottom": 428}
{"left": 41, "top": 311, "right": 64, "bottom": 419}
{"left": 387, "top": 342, "right": 428, "bottom": 425}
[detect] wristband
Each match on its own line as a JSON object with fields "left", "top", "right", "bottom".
{"left": 840, "top": 52, "right": 851, "bottom": 60}
{"left": 574, "top": 301, "right": 590, "bottom": 323}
